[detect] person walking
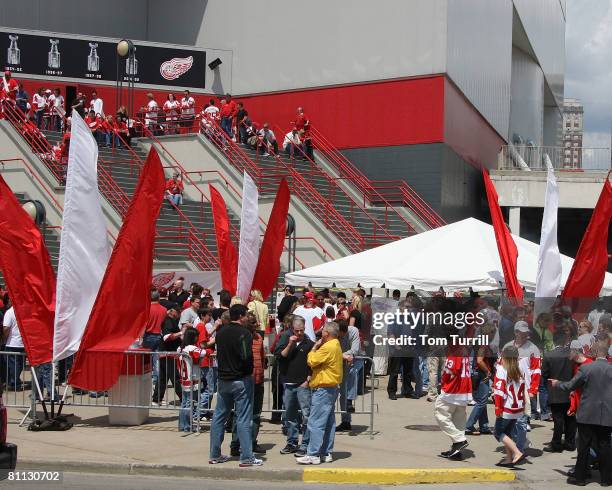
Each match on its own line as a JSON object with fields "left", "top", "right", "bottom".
{"left": 209, "top": 304, "right": 262, "bottom": 467}
{"left": 296, "top": 322, "right": 343, "bottom": 465}
{"left": 434, "top": 346, "right": 472, "bottom": 460}
{"left": 551, "top": 341, "right": 612, "bottom": 486}
{"left": 492, "top": 345, "right": 527, "bottom": 466}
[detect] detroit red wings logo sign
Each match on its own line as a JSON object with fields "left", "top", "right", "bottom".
{"left": 160, "top": 56, "right": 193, "bottom": 80}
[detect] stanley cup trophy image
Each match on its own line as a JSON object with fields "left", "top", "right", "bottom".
{"left": 48, "top": 39, "right": 61, "bottom": 69}
{"left": 87, "top": 42, "right": 100, "bottom": 72}
{"left": 126, "top": 45, "right": 138, "bottom": 76}
{"left": 7, "top": 35, "right": 20, "bottom": 65}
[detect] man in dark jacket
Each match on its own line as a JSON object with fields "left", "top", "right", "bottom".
{"left": 152, "top": 307, "right": 182, "bottom": 404}
{"left": 552, "top": 341, "right": 612, "bottom": 486}
{"left": 276, "top": 315, "right": 314, "bottom": 456}
{"left": 277, "top": 286, "right": 298, "bottom": 323}
{"left": 209, "top": 304, "right": 261, "bottom": 467}
{"left": 542, "top": 330, "right": 576, "bottom": 452}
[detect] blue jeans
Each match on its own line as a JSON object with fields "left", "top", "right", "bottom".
{"left": 220, "top": 117, "right": 233, "bottom": 138}
{"left": 209, "top": 377, "right": 254, "bottom": 462}
{"left": 512, "top": 413, "right": 529, "bottom": 452}
{"left": 307, "top": 387, "right": 338, "bottom": 457}
{"left": 169, "top": 194, "right": 183, "bottom": 207}
{"left": 103, "top": 132, "right": 111, "bottom": 147}
{"left": 420, "top": 357, "right": 429, "bottom": 387}
{"left": 4, "top": 347, "right": 25, "bottom": 389}
{"left": 34, "top": 363, "right": 58, "bottom": 401}
{"left": 284, "top": 384, "right": 311, "bottom": 450}
{"left": 199, "top": 366, "right": 217, "bottom": 415}
{"left": 142, "top": 333, "right": 162, "bottom": 386}
{"left": 537, "top": 377, "right": 551, "bottom": 418}
{"left": 179, "top": 386, "right": 199, "bottom": 432}
{"left": 466, "top": 375, "right": 491, "bottom": 431}
{"left": 340, "top": 359, "right": 363, "bottom": 423}
{"left": 35, "top": 110, "right": 44, "bottom": 128}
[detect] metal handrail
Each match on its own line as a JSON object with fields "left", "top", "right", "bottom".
{"left": 2, "top": 106, "right": 218, "bottom": 269}
{"left": 135, "top": 118, "right": 311, "bottom": 270}
{"left": 309, "top": 125, "right": 445, "bottom": 229}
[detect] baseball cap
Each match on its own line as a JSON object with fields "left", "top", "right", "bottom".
{"left": 514, "top": 321, "right": 530, "bottom": 333}
{"left": 304, "top": 291, "right": 315, "bottom": 300}
{"left": 4, "top": 70, "right": 11, "bottom": 76}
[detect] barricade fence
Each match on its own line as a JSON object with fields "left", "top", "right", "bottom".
{"left": 0, "top": 350, "right": 376, "bottom": 437}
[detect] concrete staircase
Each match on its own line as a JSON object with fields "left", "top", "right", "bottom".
{"left": 0, "top": 192, "right": 61, "bottom": 288}
{"left": 241, "top": 146, "right": 413, "bottom": 248}
{"left": 43, "top": 131, "right": 239, "bottom": 268}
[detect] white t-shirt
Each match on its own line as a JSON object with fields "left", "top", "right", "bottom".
{"left": 145, "top": 100, "right": 159, "bottom": 124}
{"left": 32, "top": 93, "right": 46, "bottom": 111}
{"left": 90, "top": 97, "right": 104, "bottom": 116}
{"left": 292, "top": 305, "right": 324, "bottom": 341}
{"left": 3, "top": 307, "right": 23, "bottom": 348}
{"left": 181, "top": 96, "right": 195, "bottom": 115}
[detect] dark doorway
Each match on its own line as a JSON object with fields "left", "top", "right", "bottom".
{"left": 65, "top": 86, "right": 77, "bottom": 116}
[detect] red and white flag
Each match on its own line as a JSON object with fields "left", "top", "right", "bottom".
{"left": 68, "top": 148, "right": 165, "bottom": 391}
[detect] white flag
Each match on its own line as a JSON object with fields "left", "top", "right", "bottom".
{"left": 236, "top": 171, "right": 260, "bottom": 303}
{"left": 535, "top": 156, "right": 561, "bottom": 303}
{"left": 53, "top": 111, "right": 111, "bottom": 362}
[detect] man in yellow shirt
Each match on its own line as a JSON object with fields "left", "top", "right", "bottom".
{"left": 296, "top": 322, "right": 343, "bottom": 465}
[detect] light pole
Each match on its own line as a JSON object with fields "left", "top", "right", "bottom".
{"left": 116, "top": 39, "right": 137, "bottom": 120}
{"left": 286, "top": 213, "right": 296, "bottom": 273}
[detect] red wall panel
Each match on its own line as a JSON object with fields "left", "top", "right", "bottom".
{"left": 237, "top": 76, "right": 446, "bottom": 149}
{"left": 15, "top": 76, "right": 445, "bottom": 150}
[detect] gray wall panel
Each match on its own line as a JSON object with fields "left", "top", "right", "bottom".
{"left": 513, "top": 0, "right": 565, "bottom": 107}
{"left": 510, "top": 46, "right": 545, "bottom": 146}
{"left": 341, "top": 143, "right": 484, "bottom": 222}
{"left": 446, "top": 0, "right": 513, "bottom": 140}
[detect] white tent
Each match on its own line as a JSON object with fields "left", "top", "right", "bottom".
{"left": 285, "top": 217, "right": 612, "bottom": 294}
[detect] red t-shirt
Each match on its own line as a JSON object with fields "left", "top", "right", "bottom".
{"left": 2, "top": 78, "right": 18, "bottom": 99}
{"left": 220, "top": 103, "right": 232, "bottom": 118}
{"left": 295, "top": 113, "right": 309, "bottom": 131}
{"left": 166, "top": 178, "right": 184, "bottom": 195}
{"left": 196, "top": 323, "right": 215, "bottom": 367}
{"left": 144, "top": 302, "right": 167, "bottom": 335}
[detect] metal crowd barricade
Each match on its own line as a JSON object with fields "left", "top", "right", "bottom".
{"left": 0, "top": 350, "right": 31, "bottom": 409}
{"left": 263, "top": 354, "right": 377, "bottom": 439}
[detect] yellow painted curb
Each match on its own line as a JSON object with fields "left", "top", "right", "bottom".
{"left": 302, "top": 468, "right": 516, "bottom": 485}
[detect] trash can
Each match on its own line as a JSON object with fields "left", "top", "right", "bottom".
{"left": 108, "top": 350, "right": 151, "bottom": 426}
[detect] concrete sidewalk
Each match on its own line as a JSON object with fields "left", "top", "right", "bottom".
{"left": 7, "top": 382, "right": 578, "bottom": 485}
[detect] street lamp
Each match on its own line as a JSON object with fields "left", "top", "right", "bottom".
{"left": 116, "top": 39, "right": 137, "bottom": 119}
{"left": 22, "top": 199, "right": 46, "bottom": 240}
{"left": 286, "top": 214, "right": 296, "bottom": 273}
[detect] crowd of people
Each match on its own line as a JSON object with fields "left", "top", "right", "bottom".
{"left": 1, "top": 274, "right": 612, "bottom": 480}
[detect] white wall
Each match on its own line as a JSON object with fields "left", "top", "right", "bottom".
{"left": 446, "top": 0, "right": 513, "bottom": 140}
{"left": 191, "top": 0, "right": 448, "bottom": 95}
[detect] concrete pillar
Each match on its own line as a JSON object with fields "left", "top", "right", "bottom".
{"left": 508, "top": 207, "right": 521, "bottom": 236}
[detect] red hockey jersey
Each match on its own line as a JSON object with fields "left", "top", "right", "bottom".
{"left": 493, "top": 363, "right": 527, "bottom": 419}
{"left": 438, "top": 356, "right": 472, "bottom": 405}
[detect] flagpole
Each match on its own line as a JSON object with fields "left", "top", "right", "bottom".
{"left": 50, "top": 362, "right": 55, "bottom": 418}
{"left": 31, "top": 365, "right": 49, "bottom": 420}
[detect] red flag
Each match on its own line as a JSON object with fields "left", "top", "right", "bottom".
{"left": 68, "top": 148, "right": 165, "bottom": 391}
{"left": 562, "top": 179, "right": 612, "bottom": 299}
{"left": 482, "top": 168, "right": 523, "bottom": 302}
{"left": 252, "top": 179, "right": 290, "bottom": 299}
{"left": 209, "top": 184, "right": 238, "bottom": 295}
{"left": 0, "top": 176, "right": 56, "bottom": 366}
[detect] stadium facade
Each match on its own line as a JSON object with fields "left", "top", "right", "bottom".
{"left": 1, "top": 0, "right": 565, "bottom": 223}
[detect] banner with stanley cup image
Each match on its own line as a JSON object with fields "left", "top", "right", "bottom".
{"left": 0, "top": 29, "right": 206, "bottom": 89}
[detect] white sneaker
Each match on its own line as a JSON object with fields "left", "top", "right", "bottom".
{"left": 324, "top": 453, "right": 333, "bottom": 463}
{"left": 239, "top": 457, "right": 263, "bottom": 467}
{"left": 296, "top": 455, "right": 321, "bottom": 465}
{"left": 263, "top": 153, "right": 270, "bottom": 157}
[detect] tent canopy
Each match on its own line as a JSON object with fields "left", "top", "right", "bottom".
{"left": 285, "top": 218, "right": 612, "bottom": 294}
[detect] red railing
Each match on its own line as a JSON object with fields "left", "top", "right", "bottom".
{"left": 205, "top": 119, "right": 376, "bottom": 253}
{"left": 136, "top": 118, "right": 332, "bottom": 266}
{"left": 309, "top": 125, "right": 446, "bottom": 229}
{"left": 1, "top": 105, "right": 218, "bottom": 270}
